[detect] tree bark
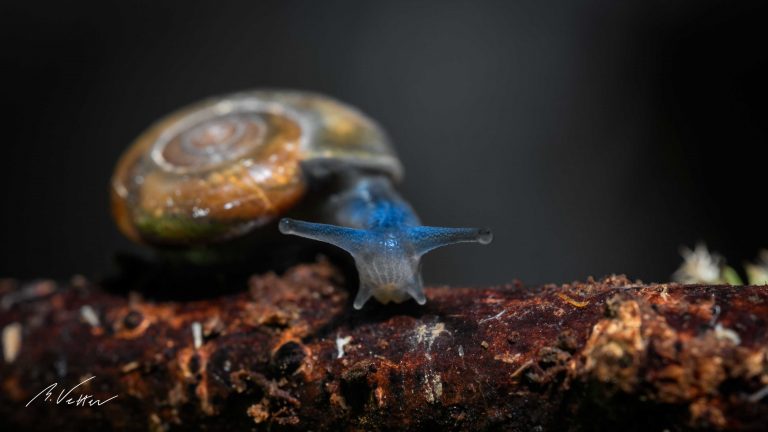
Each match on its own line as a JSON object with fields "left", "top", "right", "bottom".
{"left": 1, "top": 261, "right": 767, "bottom": 431}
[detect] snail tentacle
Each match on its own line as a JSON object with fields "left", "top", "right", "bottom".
{"left": 278, "top": 218, "right": 368, "bottom": 254}
{"left": 353, "top": 285, "right": 374, "bottom": 310}
{"left": 407, "top": 226, "right": 493, "bottom": 255}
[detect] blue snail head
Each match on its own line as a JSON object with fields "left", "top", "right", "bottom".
{"left": 279, "top": 177, "right": 492, "bottom": 309}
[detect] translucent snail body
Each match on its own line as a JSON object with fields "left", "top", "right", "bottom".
{"left": 111, "top": 90, "right": 492, "bottom": 308}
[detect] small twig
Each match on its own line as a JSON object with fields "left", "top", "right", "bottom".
{"left": 557, "top": 293, "right": 590, "bottom": 308}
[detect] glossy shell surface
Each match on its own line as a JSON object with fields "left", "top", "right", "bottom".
{"left": 111, "top": 90, "right": 401, "bottom": 245}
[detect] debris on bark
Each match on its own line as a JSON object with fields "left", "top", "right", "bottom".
{"left": 1, "top": 261, "right": 767, "bottom": 431}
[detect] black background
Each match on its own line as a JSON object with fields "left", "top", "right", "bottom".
{"left": 1, "top": 0, "right": 766, "bottom": 286}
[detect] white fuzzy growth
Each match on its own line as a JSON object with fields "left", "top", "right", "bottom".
{"left": 191, "top": 322, "right": 203, "bottom": 349}
{"left": 423, "top": 371, "right": 443, "bottom": 403}
{"left": 80, "top": 305, "right": 100, "bottom": 327}
{"left": 413, "top": 322, "right": 450, "bottom": 351}
{"left": 336, "top": 335, "right": 352, "bottom": 359}
{"left": 673, "top": 243, "right": 723, "bottom": 283}
{"left": 714, "top": 323, "right": 741, "bottom": 345}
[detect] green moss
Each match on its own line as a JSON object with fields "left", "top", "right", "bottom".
{"left": 721, "top": 266, "right": 744, "bottom": 286}
{"left": 135, "top": 214, "right": 232, "bottom": 244}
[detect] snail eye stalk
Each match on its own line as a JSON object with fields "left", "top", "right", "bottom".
{"left": 278, "top": 219, "right": 369, "bottom": 254}
{"left": 406, "top": 226, "right": 493, "bottom": 254}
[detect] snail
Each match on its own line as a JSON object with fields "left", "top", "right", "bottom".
{"left": 111, "top": 90, "right": 493, "bottom": 309}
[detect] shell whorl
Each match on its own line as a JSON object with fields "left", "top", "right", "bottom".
{"left": 149, "top": 99, "right": 308, "bottom": 175}
{"left": 111, "top": 90, "right": 401, "bottom": 246}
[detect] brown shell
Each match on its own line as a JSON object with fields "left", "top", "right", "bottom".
{"left": 111, "top": 90, "right": 401, "bottom": 246}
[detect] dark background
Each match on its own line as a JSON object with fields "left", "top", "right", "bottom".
{"left": 1, "top": 0, "right": 766, "bottom": 287}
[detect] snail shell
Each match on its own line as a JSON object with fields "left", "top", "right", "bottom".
{"left": 111, "top": 90, "right": 402, "bottom": 246}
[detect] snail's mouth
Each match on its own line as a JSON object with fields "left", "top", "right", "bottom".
{"left": 378, "top": 282, "right": 398, "bottom": 293}
{"left": 370, "top": 282, "right": 413, "bottom": 305}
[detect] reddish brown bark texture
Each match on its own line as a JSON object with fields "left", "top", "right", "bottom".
{"left": 1, "top": 261, "right": 767, "bottom": 431}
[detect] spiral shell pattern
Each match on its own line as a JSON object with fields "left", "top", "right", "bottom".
{"left": 111, "top": 90, "right": 400, "bottom": 245}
